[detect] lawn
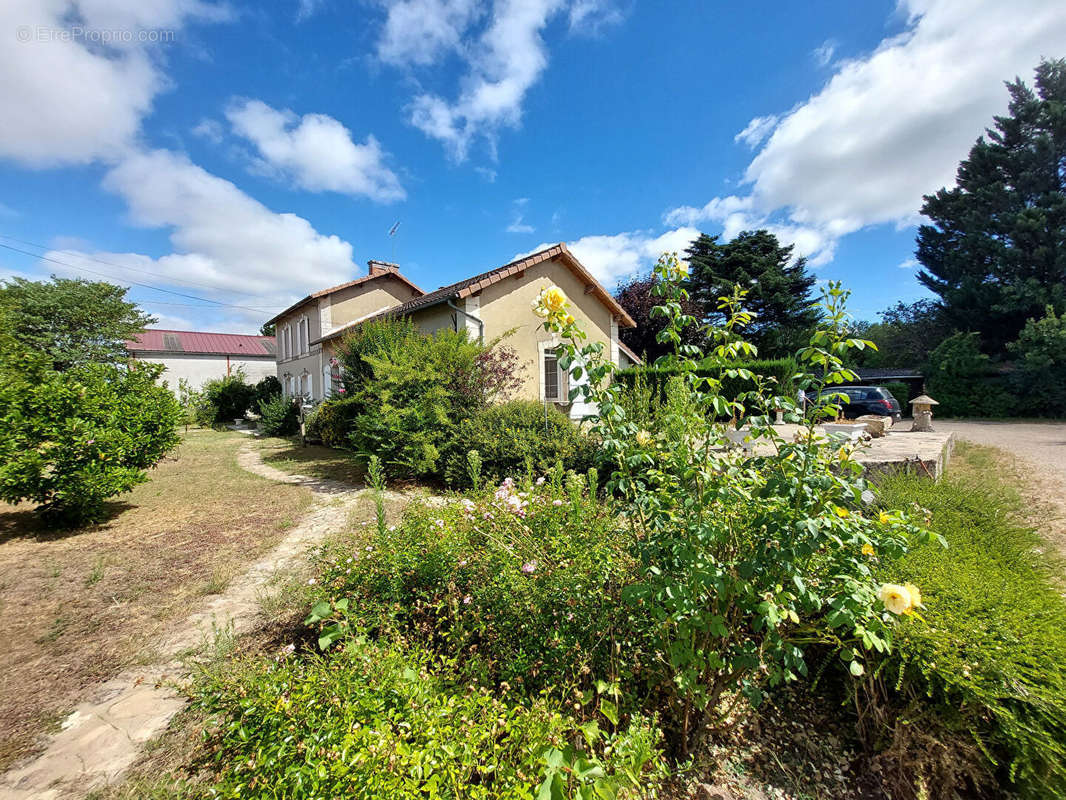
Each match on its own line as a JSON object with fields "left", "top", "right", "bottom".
{"left": 257, "top": 437, "right": 367, "bottom": 486}
{"left": 0, "top": 429, "right": 312, "bottom": 771}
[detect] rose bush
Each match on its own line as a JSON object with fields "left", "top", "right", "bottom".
{"left": 533, "top": 256, "right": 940, "bottom": 754}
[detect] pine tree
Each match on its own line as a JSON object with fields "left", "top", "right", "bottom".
{"left": 916, "top": 58, "right": 1066, "bottom": 355}
{"left": 686, "top": 230, "right": 819, "bottom": 357}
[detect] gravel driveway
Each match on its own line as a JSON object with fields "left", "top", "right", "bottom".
{"left": 932, "top": 419, "right": 1066, "bottom": 558}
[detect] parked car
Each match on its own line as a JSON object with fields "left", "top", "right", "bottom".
{"left": 818, "top": 386, "right": 902, "bottom": 423}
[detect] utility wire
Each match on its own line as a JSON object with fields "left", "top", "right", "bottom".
{"left": 0, "top": 242, "right": 282, "bottom": 313}
{"left": 0, "top": 233, "right": 276, "bottom": 300}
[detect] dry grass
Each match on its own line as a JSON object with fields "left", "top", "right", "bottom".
{"left": 0, "top": 430, "right": 312, "bottom": 771}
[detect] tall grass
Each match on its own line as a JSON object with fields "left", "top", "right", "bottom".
{"left": 872, "top": 444, "right": 1066, "bottom": 798}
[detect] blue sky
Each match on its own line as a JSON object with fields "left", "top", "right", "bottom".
{"left": 1, "top": 0, "right": 1063, "bottom": 333}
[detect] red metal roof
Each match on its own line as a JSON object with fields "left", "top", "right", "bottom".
{"left": 126, "top": 329, "right": 276, "bottom": 357}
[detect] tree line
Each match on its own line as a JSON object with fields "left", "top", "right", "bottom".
{"left": 615, "top": 58, "right": 1066, "bottom": 417}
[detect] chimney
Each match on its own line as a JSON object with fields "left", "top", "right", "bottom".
{"left": 368, "top": 259, "right": 399, "bottom": 277}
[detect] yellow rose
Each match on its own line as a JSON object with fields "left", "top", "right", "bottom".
{"left": 904, "top": 583, "right": 923, "bottom": 609}
{"left": 834, "top": 506, "right": 850, "bottom": 518}
{"left": 877, "top": 583, "right": 912, "bottom": 616}
{"left": 861, "top": 543, "right": 875, "bottom": 557}
{"left": 635, "top": 430, "right": 653, "bottom": 447}
{"left": 542, "top": 286, "right": 569, "bottom": 313}
{"left": 878, "top": 511, "right": 891, "bottom": 524}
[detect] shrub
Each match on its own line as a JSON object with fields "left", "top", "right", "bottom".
{"left": 867, "top": 461, "right": 1066, "bottom": 798}
{"left": 252, "top": 375, "right": 282, "bottom": 409}
{"left": 304, "top": 396, "right": 360, "bottom": 448}
{"left": 257, "top": 393, "right": 299, "bottom": 437}
{"left": 196, "top": 372, "right": 256, "bottom": 427}
{"left": 1008, "top": 306, "right": 1066, "bottom": 417}
{"left": 0, "top": 357, "right": 181, "bottom": 524}
{"left": 308, "top": 472, "right": 641, "bottom": 692}
{"left": 194, "top": 638, "right": 667, "bottom": 799}
{"left": 442, "top": 401, "right": 597, "bottom": 488}
{"left": 925, "top": 332, "right": 1013, "bottom": 417}
{"left": 883, "top": 380, "right": 910, "bottom": 410}
{"left": 533, "top": 260, "right": 937, "bottom": 755}
{"left": 335, "top": 319, "right": 523, "bottom": 478}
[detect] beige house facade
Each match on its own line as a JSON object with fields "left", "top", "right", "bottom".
{"left": 266, "top": 244, "right": 639, "bottom": 419}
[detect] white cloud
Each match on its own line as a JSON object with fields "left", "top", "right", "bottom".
{"left": 811, "top": 39, "right": 837, "bottom": 67}
{"left": 522, "top": 226, "right": 700, "bottom": 287}
{"left": 225, "top": 100, "right": 405, "bottom": 202}
{"left": 506, "top": 218, "right": 534, "bottom": 234}
{"left": 42, "top": 148, "right": 357, "bottom": 327}
{"left": 376, "top": 0, "right": 625, "bottom": 161}
{"left": 375, "top": 0, "right": 482, "bottom": 66}
{"left": 191, "top": 118, "right": 225, "bottom": 144}
{"left": 567, "top": 0, "right": 625, "bottom": 34}
{"left": 666, "top": 0, "right": 1066, "bottom": 267}
{"left": 898, "top": 257, "right": 919, "bottom": 269}
{"left": 505, "top": 197, "right": 534, "bottom": 233}
{"left": 734, "top": 115, "right": 779, "bottom": 149}
{"left": 0, "top": 0, "right": 227, "bottom": 167}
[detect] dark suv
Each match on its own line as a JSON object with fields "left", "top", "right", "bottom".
{"left": 818, "top": 386, "right": 902, "bottom": 423}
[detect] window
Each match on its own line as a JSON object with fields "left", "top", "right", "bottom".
{"left": 301, "top": 373, "right": 311, "bottom": 398}
{"left": 543, "top": 348, "right": 568, "bottom": 403}
{"left": 285, "top": 375, "right": 293, "bottom": 397}
{"left": 283, "top": 325, "right": 292, "bottom": 360}
{"left": 298, "top": 317, "right": 309, "bottom": 355}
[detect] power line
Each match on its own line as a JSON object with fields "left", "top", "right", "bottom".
{"left": 0, "top": 233, "right": 273, "bottom": 300}
{"left": 0, "top": 242, "right": 282, "bottom": 313}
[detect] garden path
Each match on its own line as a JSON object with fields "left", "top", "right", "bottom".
{"left": 0, "top": 444, "right": 384, "bottom": 800}
{"left": 933, "top": 420, "right": 1066, "bottom": 561}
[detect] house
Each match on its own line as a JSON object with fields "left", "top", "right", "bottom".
{"left": 264, "top": 243, "right": 639, "bottom": 418}
{"left": 126, "top": 329, "right": 277, "bottom": 393}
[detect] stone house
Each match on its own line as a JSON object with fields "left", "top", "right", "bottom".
{"left": 263, "top": 243, "right": 641, "bottom": 418}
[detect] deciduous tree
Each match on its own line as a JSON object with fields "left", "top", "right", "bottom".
{"left": 0, "top": 276, "right": 154, "bottom": 371}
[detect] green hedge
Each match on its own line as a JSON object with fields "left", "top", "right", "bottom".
{"left": 614, "top": 357, "right": 798, "bottom": 413}
{"left": 883, "top": 380, "right": 910, "bottom": 409}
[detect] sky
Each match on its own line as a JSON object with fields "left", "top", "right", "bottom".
{"left": 1, "top": 0, "right": 1064, "bottom": 333}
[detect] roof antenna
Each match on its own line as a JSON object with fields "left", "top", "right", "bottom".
{"left": 388, "top": 221, "right": 400, "bottom": 263}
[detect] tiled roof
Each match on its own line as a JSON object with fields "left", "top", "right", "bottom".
{"left": 617, "top": 339, "right": 643, "bottom": 365}
{"left": 853, "top": 367, "right": 922, "bottom": 380}
{"left": 313, "top": 243, "right": 635, "bottom": 345}
{"left": 127, "top": 329, "right": 276, "bottom": 357}
{"left": 264, "top": 268, "right": 425, "bottom": 327}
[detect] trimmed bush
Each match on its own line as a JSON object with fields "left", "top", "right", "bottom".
{"left": 442, "top": 401, "right": 597, "bottom": 488}
{"left": 883, "top": 380, "right": 910, "bottom": 409}
{"left": 0, "top": 357, "right": 181, "bottom": 524}
{"left": 869, "top": 464, "right": 1066, "bottom": 798}
{"left": 925, "top": 333, "right": 1013, "bottom": 417}
{"left": 614, "top": 357, "right": 798, "bottom": 417}
{"left": 257, "top": 393, "right": 299, "bottom": 437}
{"left": 1008, "top": 306, "right": 1066, "bottom": 417}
